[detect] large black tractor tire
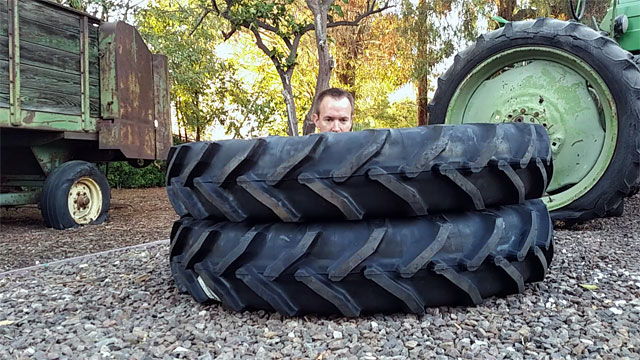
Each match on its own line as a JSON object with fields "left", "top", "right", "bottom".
{"left": 428, "top": 18, "right": 640, "bottom": 222}
{"left": 41, "top": 160, "right": 111, "bottom": 230}
{"left": 170, "top": 200, "right": 554, "bottom": 316}
{"left": 166, "top": 123, "right": 552, "bottom": 222}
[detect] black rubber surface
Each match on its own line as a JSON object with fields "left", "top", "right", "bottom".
{"left": 170, "top": 200, "right": 554, "bottom": 316}
{"left": 166, "top": 123, "right": 552, "bottom": 222}
{"left": 428, "top": 18, "right": 640, "bottom": 222}
{"left": 41, "top": 160, "right": 110, "bottom": 230}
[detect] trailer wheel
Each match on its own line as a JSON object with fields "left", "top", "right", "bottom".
{"left": 128, "top": 159, "right": 153, "bottom": 168}
{"left": 41, "top": 160, "right": 110, "bottom": 229}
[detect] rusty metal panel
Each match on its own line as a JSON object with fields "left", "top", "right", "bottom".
{"left": 152, "top": 54, "right": 172, "bottom": 160}
{"left": 98, "top": 21, "right": 156, "bottom": 160}
{"left": 115, "top": 25, "right": 154, "bottom": 123}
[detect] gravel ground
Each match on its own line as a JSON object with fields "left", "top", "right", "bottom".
{"left": 0, "top": 188, "right": 178, "bottom": 272}
{"left": 0, "top": 192, "right": 639, "bottom": 359}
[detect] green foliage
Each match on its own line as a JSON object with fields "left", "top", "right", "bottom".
{"left": 56, "top": 0, "right": 138, "bottom": 21}
{"left": 136, "top": 0, "right": 283, "bottom": 140}
{"left": 137, "top": 1, "right": 231, "bottom": 140}
{"left": 172, "top": 134, "right": 186, "bottom": 146}
{"left": 356, "top": 99, "right": 417, "bottom": 129}
{"left": 59, "top": 0, "right": 85, "bottom": 10}
{"left": 225, "top": 0, "right": 312, "bottom": 72}
{"left": 99, "top": 162, "right": 166, "bottom": 189}
{"left": 400, "top": 0, "right": 456, "bottom": 83}
{"left": 95, "top": 135, "right": 187, "bottom": 189}
{"left": 329, "top": 2, "right": 416, "bottom": 129}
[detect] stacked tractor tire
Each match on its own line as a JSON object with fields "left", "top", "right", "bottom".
{"left": 166, "top": 123, "right": 555, "bottom": 316}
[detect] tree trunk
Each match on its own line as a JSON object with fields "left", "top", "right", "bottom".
{"left": 416, "top": 0, "right": 430, "bottom": 126}
{"left": 334, "top": 24, "right": 361, "bottom": 100}
{"left": 497, "top": 0, "right": 517, "bottom": 19}
{"left": 280, "top": 72, "right": 299, "bottom": 136}
{"left": 303, "top": 0, "right": 335, "bottom": 135}
{"left": 417, "top": 76, "right": 429, "bottom": 126}
{"left": 195, "top": 94, "right": 201, "bottom": 141}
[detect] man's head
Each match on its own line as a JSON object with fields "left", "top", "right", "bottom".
{"left": 312, "top": 88, "right": 354, "bottom": 133}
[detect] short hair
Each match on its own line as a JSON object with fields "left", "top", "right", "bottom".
{"left": 314, "top": 88, "right": 355, "bottom": 116}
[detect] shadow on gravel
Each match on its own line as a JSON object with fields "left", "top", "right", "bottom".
{"left": 0, "top": 188, "right": 178, "bottom": 272}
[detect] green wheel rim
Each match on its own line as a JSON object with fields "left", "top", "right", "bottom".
{"left": 445, "top": 46, "right": 618, "bottom": 211}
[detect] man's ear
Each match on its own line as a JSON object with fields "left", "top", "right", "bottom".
{"left": 312, "top": 113, "right": 319, "bottom": 126}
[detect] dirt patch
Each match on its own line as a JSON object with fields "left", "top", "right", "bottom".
{"left": 0, "top": 187, "right": 178, "bottom": 272}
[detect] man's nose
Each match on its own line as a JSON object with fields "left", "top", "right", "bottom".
{"left": 331, "top": 121, "right": 341, "bottom": 132}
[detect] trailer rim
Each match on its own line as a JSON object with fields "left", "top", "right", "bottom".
{"left": 67, "top": 176, "right": 103, "bottom": 224}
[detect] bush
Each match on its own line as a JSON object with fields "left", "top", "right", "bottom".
{"left": 99, "top": 161, "right": 166, "bottom": 189}
{"left": 97, "top": 135, "right": 184, "bottom": 189}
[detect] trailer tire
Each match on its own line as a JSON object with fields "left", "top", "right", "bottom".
{"left": 170, "top": 200, "right": 553, "bottom": 316}
{"left": 428, "top": 18, "right": 640, "bottom": 222}
{"left": 127, "top": 159, "right": 153, "bottom": 168}
{"left": 41, "top": 160, "right": 110, "bottom": 229}
{"left": 166, "top": 123, "right": 552, "bottom": 222}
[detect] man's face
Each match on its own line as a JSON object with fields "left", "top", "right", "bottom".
{"left": 312, "top": 96, "right": 353, "bottom": 133}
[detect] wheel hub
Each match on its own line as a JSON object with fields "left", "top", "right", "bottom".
{"left": 67, "top": 177, "right": 102, "bottom": 224}
{"left": 75, "top": 192, "right": 90, "bottom": 208}
{"left": 501, "top": 105, "right": 564, "bottom": 155}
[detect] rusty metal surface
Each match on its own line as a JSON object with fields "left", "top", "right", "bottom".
{"left": 115, "top": 24, "right": 154, "bottom": 124}
{"left": 99, "top": 21, "right": 158, "bottom": 160}
{"left": 152, "top": 54, "right": 172, "bottom": 160}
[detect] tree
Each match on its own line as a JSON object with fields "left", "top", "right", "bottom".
{"left": 137, "top": 1, "right": 236, "bottom": 141}
{"left": 138, "top": 1, "right": 287, "bottom": 141}
{"left": 301, "top": 0, "right": 394, "bottom": 134}
{"left": 401, "top": 0, "right": 489, "bottom": 125}
{"left": 492, "top": 0, "right": 611, "bottom": 23}
{"left": 330, "top": 9, "right": 415, "bottom": 128}
{"left": 191, "top": 0, "right": 390, "bottom": 136}
{"left": 56, "top": 0, "right": 141, "bottom": 21}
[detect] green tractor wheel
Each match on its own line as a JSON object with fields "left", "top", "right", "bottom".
{"left": 429, "top": 18, "right": 640, "bottom": 222}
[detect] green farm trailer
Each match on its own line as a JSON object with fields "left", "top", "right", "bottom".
{"left": 0, "top": 0, "right": 172, "bottom": 229}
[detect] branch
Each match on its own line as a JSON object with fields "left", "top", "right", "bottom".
{"left": 222, "top": 27, "right": 237, "bottom": 40}
{"left": 188, "top": 8, "right": 211, "bottom": 37}
{"left": 250, "top": 28, "right": 285, "bottom": 74}
{"left": 300, "top": 0, "right": 392, "bottom": 33}
{"left": 328, "top": 0, "right": 391, "bottom": 28}
{"left": 210, "top": 0, "right": 291, "bottom": 47}
{"left": 210, "top": 0, "right": 221, "bottom": 15}
{"left": 211, "top": 0, "right": 235, "bottom": 39}
{"left": 253, "top": 19, "right": 280, "bottom": 35}
{"left": 289, "top": 33, "right": 303, "bottom": 63}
